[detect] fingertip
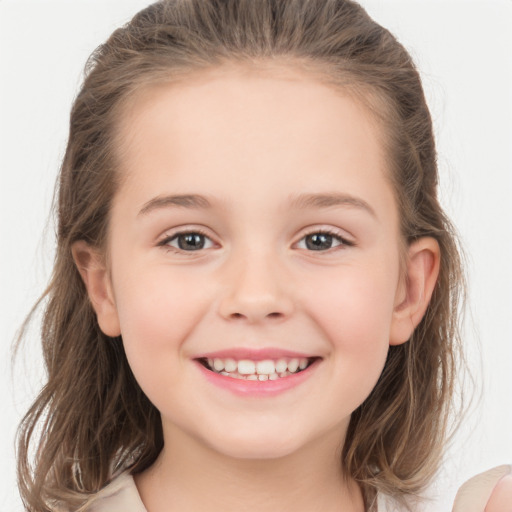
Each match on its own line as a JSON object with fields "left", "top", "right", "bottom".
{"left": 485, "top": 473, "right": 512, "bottom": 512}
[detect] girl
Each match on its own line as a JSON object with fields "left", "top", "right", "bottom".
{"left": 12, "top": 0, "right": 511, "bottom": 511}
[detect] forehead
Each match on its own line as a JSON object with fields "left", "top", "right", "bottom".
{"left": 113, "top": 63, "right": 396, "bottom": 223}
{"left": 116, "top": 61, "right": 388, "bottom": 165}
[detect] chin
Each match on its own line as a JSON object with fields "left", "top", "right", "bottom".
{"left": 202, "top": 423, "right": 315, "bottom": 461}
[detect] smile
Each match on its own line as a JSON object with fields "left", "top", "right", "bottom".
{"left": 198, "top": 356, "right": 318, "bottom": 381}
{"left": 194, "top": 348, "right": 322, "bottom": 397}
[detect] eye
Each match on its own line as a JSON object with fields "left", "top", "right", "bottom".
{"left": 296, "top": 231, "right": 352, "bottom": 251}
{"left": 161, "top": 231, "right": 215, "bottom": 252}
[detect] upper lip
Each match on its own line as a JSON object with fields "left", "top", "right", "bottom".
{"left": 193, "top": 347, "right": 320, "bottom": 361}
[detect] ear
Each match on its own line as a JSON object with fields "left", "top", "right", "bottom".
{"left": 71, "top": 240, "right": 121, "bottom": 337}
{"left": 390, "top": 237, "right": 440, "bottom": 346}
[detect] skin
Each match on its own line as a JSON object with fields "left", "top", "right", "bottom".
{"left": 74, "top": 63, "right": 441, "bottom": 512}
{"left": 485, "top": 475, "right": 512, "bottom": 512}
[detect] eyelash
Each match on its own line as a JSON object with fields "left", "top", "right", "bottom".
{"left": 158, "top": 228, "right": 354, "bottom": 254}
{"left": 158, "top": 228, "right": 214, "bottom": 253}
{"left": 296, "top": 229, "right": 354, "bottom": 252}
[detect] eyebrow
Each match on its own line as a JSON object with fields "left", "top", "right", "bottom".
{"left": 138, "top": 192, "right": 376, "bottom": 218}
{"left": 138, "top": 194, "right": 212, "bottom": 216}
{"left": 289, "top": 193, "right": 377, "bottom": 218}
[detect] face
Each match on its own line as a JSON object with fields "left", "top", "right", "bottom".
{"left": 92, "top": 65, "right": 411, "bottom": 460}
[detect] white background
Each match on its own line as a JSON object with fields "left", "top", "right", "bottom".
{"left": 1, "top": 0, "right": 511, "bottom": 510}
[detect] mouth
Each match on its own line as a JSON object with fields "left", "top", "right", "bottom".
{"left": 196, "top": 356, "right": 321, "bottom": 381}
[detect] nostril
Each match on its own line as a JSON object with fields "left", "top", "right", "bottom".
{"left": 231, "top": 311, "right": 282, "bottom": 319}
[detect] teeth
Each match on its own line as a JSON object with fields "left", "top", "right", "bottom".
{"left": 275, "top": 359, "right": 288, "bottom": 373}
{"left": 287, "top": 358, "right": 299, "bottom": 373}
{"left": 224, "top": 358, "right": 237, "bottom": 372}
{"left": 213, "top": 358, "right": 225, "bottom": 372}
{"left": 256, "top": 360, "right": 275, "bottom": 375}
{"left": 205, "top": 356, "right": 313, "bottom": 380}
{"left": 238, "top": 360, "right": 256, "bottom": 375}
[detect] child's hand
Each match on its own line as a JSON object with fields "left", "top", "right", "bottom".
{"left": 452, "top": 465, "right": 511, "bottom": 512}
{"left": 485, "top": 474, "right": 512, "bottom": 512}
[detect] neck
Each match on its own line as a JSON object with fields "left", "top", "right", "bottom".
{"left": 135, "top": 424, "right": 365, "bottom": 512}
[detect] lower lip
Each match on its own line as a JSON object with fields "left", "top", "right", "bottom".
{"left": 195, "top": 360, "right": 320, "bottom": 397}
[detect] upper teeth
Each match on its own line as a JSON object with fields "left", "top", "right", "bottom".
{"left": 207, "top": 357, "right": 309, "bottom": 375}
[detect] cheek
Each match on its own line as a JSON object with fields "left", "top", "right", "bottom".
{"left": 111, "top": 267, "right": 210, "bottom": 377}
{"left": 301, "top": 264, "right": 398, "bottom": 398}
{"left": 308, "top": 266, "right": 397, "bottom": 345}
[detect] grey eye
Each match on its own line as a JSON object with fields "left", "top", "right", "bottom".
{"left": 167, "top": 233, "right": 214, "bottom": 251}
{"left": 298, "top": 233, "right": 344, "bottom": 251}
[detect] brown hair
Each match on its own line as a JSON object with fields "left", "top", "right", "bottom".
{"left": 16, "top": 1, "right": 465, "bottom": 510}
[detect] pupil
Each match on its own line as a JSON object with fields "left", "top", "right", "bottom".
{"left": 306, "top": 233, "right": 332, "bottom": 251}
{"left": 178, "top": 233, "right": 204, "bottom": 250}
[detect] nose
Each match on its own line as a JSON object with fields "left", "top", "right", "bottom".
{"left": 217, "top": 248, "right": 294, "bottom": 324}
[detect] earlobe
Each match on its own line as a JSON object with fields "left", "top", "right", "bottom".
{"left": 389, "top": 237, "right": 440, "bottom": 346}
{"left": 71, "top": 240, "right": 121, "bottom": 337}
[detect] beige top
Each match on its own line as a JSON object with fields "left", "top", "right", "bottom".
{"left": 88, "top": 465, "right": 511, "bottom": 512}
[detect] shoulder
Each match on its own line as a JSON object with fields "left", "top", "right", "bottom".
{"left": 452, "top": 465, "right": 512, "bottom": 512}
{"left": 87, "top": 472, "right": 147, "bottom": 512}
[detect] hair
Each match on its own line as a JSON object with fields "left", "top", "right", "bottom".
{"left": 16, "top": 1, "right": 465, "bottom": 511}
